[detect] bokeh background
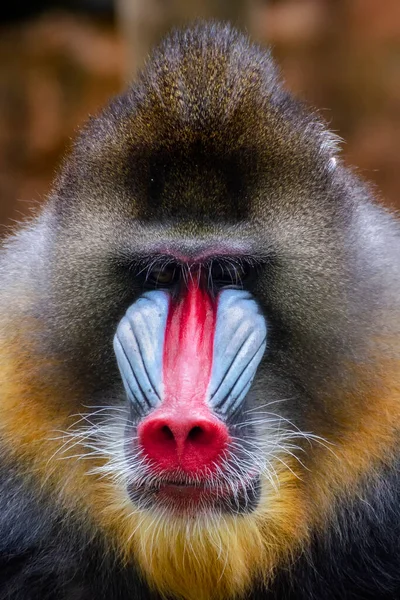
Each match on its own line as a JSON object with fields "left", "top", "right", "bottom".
{"left": 1, "top": 0, "right": 399, "bottom": 233}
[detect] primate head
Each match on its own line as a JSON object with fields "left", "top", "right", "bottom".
{"left": 1, "top": 22, "right": 399, "bottom": 600}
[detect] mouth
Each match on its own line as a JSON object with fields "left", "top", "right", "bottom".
{"left": 127, "top": 475, "right": 261, "bottom": 514}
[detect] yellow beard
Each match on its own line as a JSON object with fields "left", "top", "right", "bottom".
{"left": 123, "top": 470, "right": 307, "bottom": 600}
{"left": 134, "top": 510, "right": 267, "bottom": 600}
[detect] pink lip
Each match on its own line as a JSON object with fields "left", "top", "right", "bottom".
{"left": 157, "top": 483, "right": 206, "bottom": 500}
{"left": 153, "top": 480, "right": 242, "bottom": 507}
{"left": 128, "top": 471, "right": 260, "bottom": 510}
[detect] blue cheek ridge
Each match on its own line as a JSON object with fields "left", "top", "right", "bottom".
{"left": 113, "top": 290, "right": 169, "bottom": 412}
{"left": 208, "top": 289, "right": 267, "bottom": 416}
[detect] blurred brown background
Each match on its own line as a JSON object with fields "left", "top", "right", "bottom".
{"left": 0, "top": 0, "right": 399, "bottom": 234}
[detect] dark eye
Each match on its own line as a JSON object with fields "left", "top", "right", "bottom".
{"left": 210, "top": 262, "right": 247, "bottom": 287}
{"left": 147, "top": 264, "right": 179, "bottom": 286}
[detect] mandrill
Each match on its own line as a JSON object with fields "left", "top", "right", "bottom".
{"left": 0, "top": 22, "right": 400, "bottom": 600}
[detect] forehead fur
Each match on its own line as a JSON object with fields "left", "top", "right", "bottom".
{"left": 55, "top": 22, "right": 337, "bottom": 222}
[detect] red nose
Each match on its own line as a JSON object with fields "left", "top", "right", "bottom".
{"left": 137, "top": 408, "right": 230, "bottom": 475}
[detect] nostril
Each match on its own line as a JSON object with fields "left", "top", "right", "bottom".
{"left": 188, "top": 426, "right": 205, "bottom": 443}
{"left": 160, "top": 425, "right": 174, "bottom": 441}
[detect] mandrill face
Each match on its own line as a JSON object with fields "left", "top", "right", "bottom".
{"left": 2, "top": 22, "right": 398, "bottom": 600}
{"left": 44, "top": 20, "right": 366, "bottom": 563}
{"left": 115, "top": 277, "right": 267, "bottom": 515}
{"left": 57, "top": 36, "right": 347, "bottom": 526}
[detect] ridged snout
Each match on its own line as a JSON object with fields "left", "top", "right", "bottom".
{"left": 114, "top": 287, "right": 267, "bottom": 476}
